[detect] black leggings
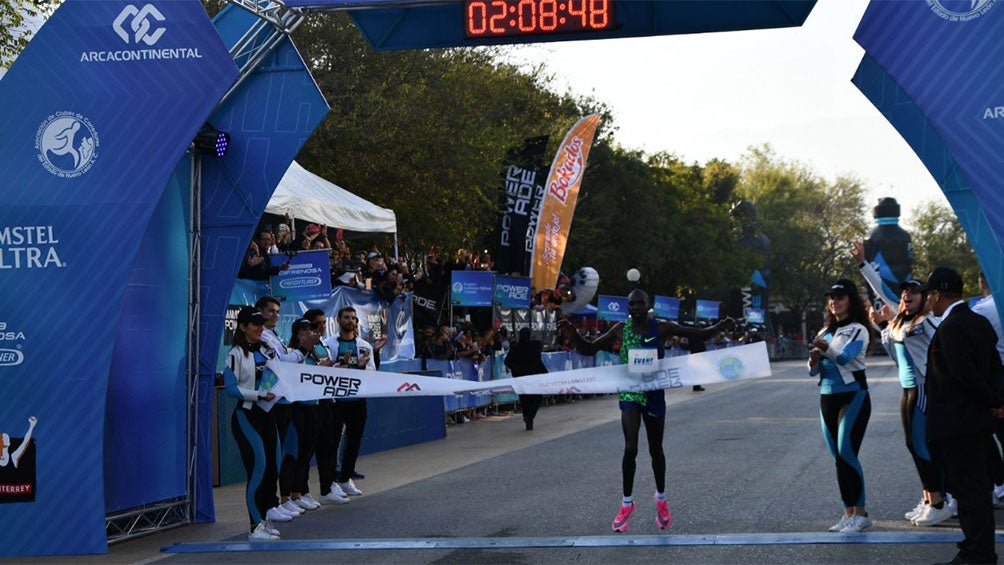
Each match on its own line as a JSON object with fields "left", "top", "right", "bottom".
{"left": 621, "top": 405, "right": 666, "bottom": 497}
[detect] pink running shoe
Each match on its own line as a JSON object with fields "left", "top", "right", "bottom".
{"left": 655, "top": 493, "right": 672, "bottom": 530}
{"left": 612, "top": 501, "right": 635, "bottom": 532}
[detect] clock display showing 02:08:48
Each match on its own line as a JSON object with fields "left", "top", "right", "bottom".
{"left": 463, "top": 0, "right": 614, "bottom": 39}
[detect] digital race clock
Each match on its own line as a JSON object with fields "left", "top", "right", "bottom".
{"left": 463, "top": 0, "right": 615, "bottom": 40}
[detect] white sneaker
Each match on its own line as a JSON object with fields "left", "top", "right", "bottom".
{"left": 293, "top": 496, "right": 318, "bottom": 511}
{"left": 264, "top": 520, "right": 280, "bottom": 536}
{"left": 319, "top": 490, "right": 350, "bottom": 505}
{"left": 995, "top": 484, "right": 1004, "bottom": 500}
{"left": 338, "top": 479, "right": 363, "bottom": 496}
{"left": 249, "top": 521, "right": 280, "bottom": 540}
{"left": 299, "top": 493, "right": 322, "bottom": 509}
{"left": 330, "top": 482, "right": 349, "bottom": 498}
{"left": 913, "top": 502, "right": 953, "bottom": 526}
{"left": 280, "top": 500, "right": 304, "bottom": 515}
{"left": 904, "top": 498, "right": 926, "bottom": 520}
{"left": 828, "top": 514, "right": 852, "bottom": 532}
{"left": 266, "top": 506, "right": 293, "bottom": 522}
{"left": 839, "top": 514, "right": 872, "bottom": 533}
{"left": 947, "top": 493, "right": 958, "bottom": 516}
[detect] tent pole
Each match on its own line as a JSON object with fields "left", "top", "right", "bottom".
{"left": 393, "top": 232, "right": 399, "bottom": 262}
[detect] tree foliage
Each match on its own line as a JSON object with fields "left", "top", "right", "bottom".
{"left": 908, "top": 201, "right": 980, "bottom": 293}
{"left": 0, "top": 0, "right": 51, "bottom": 70}
{"left": 736, "top": 145, "right": 869, "bottom": 321}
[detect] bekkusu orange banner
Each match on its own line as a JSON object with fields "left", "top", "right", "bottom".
{"left": 530, "top": 114, "right": 602, "bottom": 293}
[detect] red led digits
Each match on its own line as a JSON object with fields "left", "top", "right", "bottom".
{"left": 463, "top": 0, "right": 614, "bottom": 39}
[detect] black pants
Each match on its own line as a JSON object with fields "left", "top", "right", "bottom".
{"left": 330, "top": 400, "right": 367, "bottom": 483}
{"left": 232, "top": 405, "right": 278, "bottom": 527}
{"left": 519, "top": 395, "right": 541, "bottom": 424}
{"left": 316, "top": 400, "right": 338, "bottom": 495}
{"left": 620, "top": 405, "right": 666, "bottom": 497}
{"left": 900, "top": 387, "right": 942, "bottom": 493}
{"left": 277, "top": 403, "right": 319, "bottom": 496}
{"left": 930, "top": 434, "right": 999, "bottom": 564}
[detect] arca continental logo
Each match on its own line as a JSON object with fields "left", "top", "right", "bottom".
{"left": 928, "top": 0, "right": 997, "bottom": 21}
{"left": 113, "top": 4, "right": 166, "bottom": 46}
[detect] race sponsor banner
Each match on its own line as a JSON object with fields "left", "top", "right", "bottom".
{"left": 597, "top": 295, "right": 629, "bottom": 321}
{"left": 0, "top": 416, "right": 38, "bottom": 503}
{"left": 745, "top": 307, "right": 765, "bottom": 324}
{"left": 495, "top": 136, "right": 549, "bottom": 276}
{"left": 494, "top": 275, "right": 532, "bottom": 309}
{"left": 653, "top": 295, "right": 681, "bottom": 320}
{"left": 266, "top": 342, "right": 770, "bottom": 400}
{"left": 530, "top": 114, "right": 602, "bottom": 292}
{"left": 412, "top": 280, "right": 447, "bottom": 329}
{"left": 450, "top": 270, "right": 494, "bottom": 307}
{"left": 0, "top": 0, "right": 237, "bottom": 554}
{"left": 269, "top": 249, "right": 332, "bottom": 303}
{"left": 696, "top": 299, "right": 720, "bottom": 320}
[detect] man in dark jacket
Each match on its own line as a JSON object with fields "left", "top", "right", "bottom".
{"left": 924, "top": 267, "right": 1004, "bottom": 564}
{"left": 505, "top": 327, "right": 547, "bottom": 430}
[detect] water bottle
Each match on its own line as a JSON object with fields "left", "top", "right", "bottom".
{"left": 863, "top": 197, "right": 913, "bottom": 309}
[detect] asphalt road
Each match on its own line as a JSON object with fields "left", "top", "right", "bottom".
{"left": 28, "top": 357, "right": 1003, "bottom": 564}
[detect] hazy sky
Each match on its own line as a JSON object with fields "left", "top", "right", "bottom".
{"left": 503, "top": 0, "right": 948, "bottom": 223}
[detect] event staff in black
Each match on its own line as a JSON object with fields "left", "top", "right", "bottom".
{"left": 504, "top": 327, "right": 547, "bottom": 430}
{"left": 223, "top": 307, "right": 281, "bottom": 540}
{"left": 924, "top": 267, "right": 1004, "bottom": 564}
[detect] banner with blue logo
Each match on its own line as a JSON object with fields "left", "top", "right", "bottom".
{"left": 653, "top": 295, "right": 681, "bottom": 320}
{"left": 269, "top": 249, "right": 332, "bottom": 303}
{"left": 451, "top": 270, "right": 495, "bottom": 307}
{"left": 597, "top": 295, "right": 628, "bottom": 321}
{"left": 853, "top": 1, "right": 1004, "bottom": 319}
{"left": 745, "top": 308, "right": 765, "bottom": 324}
{"left": 0, "top": 0, "right": 237, "bottom": 555}
{"left": 696, "top": 299, "right": 721, "bottom": 320}
{"left": 494, "top": 275, "right": 532, "bottom": 309}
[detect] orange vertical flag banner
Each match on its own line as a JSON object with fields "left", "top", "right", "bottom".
{"left": 530, "top": 113, "right": 602, "bottom": 292}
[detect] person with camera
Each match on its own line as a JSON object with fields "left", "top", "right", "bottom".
{"left": 238, "top": 230, "right": 290, "bottom": 281}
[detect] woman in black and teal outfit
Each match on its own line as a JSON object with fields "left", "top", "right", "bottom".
{"left": 223, "top": 306, "right": 281, "bottom": 541}
{"left": 808, "top": 279, "right": 873, "bottom": 534}
{"left": 560, "top": 289, "right": 733, "bottom": 533}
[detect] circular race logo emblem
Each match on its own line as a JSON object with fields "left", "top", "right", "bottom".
{"left": 452, "top": 282, "right": 464, "bottom": 293}
{"left": 260, "top": 368, "right": 279, "bottom": 392}
{"left": 35, "top": 112, "right": 99, "bottom": 178}
{"left": 928, "top": 0, "right": 997, "bottom": 21}
{"left": 718, "top": 355, "right": 746, "bottom": 381}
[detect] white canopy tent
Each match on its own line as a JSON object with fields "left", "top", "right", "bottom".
{"left": 266, "top": 160, "right": 397, "bottom": 234}
{"left": 266, "top": 161, "right": 398, "bottom": 258}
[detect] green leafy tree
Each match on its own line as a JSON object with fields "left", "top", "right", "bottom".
{"left": 1, "top": 0, "right": 55, "bottom": 70}
{"left": 736, "top": 145, "right": 868, "bottom": 327}
{"left": 906, "top": 201, "right": 980, "bottom": 293}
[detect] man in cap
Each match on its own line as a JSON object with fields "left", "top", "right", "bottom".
{"left": 924, "top": 267, "right": 1004, "bottom": 564}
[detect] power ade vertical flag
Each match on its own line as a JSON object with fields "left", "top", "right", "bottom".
{"left": 530, "top": 114, "right": 602, "bottom": 293}
{"left": 0, "top": 0, "right": 237, "bottom": 556}
{"left": 853, "top": 1, "right": 1004, "bottom": 313}
{"left": 495, "top": 136, "right": 549, "bottom": 276}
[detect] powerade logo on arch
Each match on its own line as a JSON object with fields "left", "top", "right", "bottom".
{"left": 927, "top": 0, "right": 997, "bottom": 21}
{"left": 35, "top": 112, "right": 99, "bottom": 178}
